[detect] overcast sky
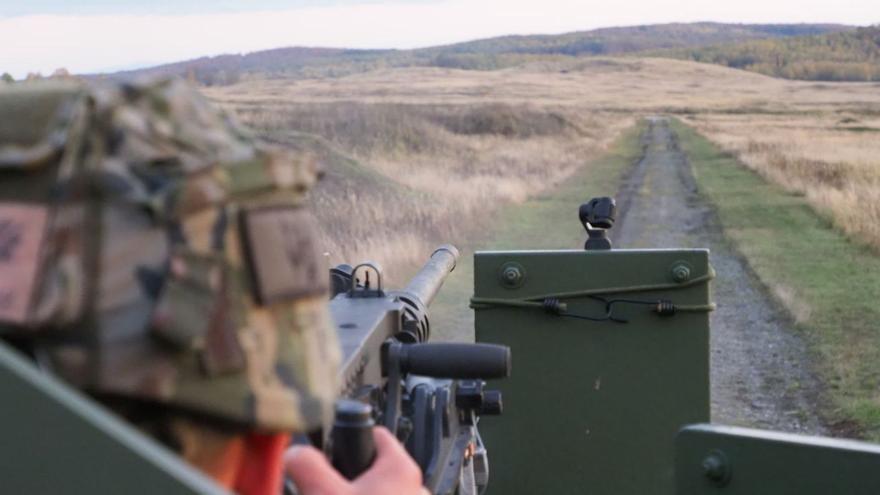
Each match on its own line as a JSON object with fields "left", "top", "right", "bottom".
{"left": 1, "top": 0, "right": 877, "bottom": 78}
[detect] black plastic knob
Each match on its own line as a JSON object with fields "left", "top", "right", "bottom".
{"left": 481, "top": 390, "right": 503, "bottom": 415}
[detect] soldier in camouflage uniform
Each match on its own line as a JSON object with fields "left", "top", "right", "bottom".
{"left": 0, "top": 78, "right": 426, "bottom": 495}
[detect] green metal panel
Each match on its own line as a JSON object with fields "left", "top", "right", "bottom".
{"left": 474, "top": 249, "right": 712, "bottom": 495}
{"left": 676, "top": 424, "right": 880, "bottom": 494}
{"left": 0, "top": 340, "right": 227, "bottom": 494}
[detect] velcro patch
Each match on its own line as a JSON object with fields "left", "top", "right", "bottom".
{"left": 0, "top": 204, "right": 49, "bottom": 324}
{"left": 239, "top": 206, "right": 327, "bottom": 305}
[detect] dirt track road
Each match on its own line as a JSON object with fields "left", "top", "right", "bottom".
{"left": 612, "top": 118, "right": 826, "bottom": 434}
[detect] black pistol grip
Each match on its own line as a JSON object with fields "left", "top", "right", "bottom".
{"left": 331, "top": 400, "right": 376, "bottom": 480}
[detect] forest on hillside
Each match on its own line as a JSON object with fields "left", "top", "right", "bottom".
{"left": 430, "top": 23, "right": 845, "bottom": 56}
{"left": 111, "top": 23, "right": 849, "bottom": 85}
{"left": 665, "top": 26, "right": 880, "bottom": 81}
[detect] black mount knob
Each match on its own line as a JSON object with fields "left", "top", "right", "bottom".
{"left": 481, "top": 390, "right": 503, "bottom": 416}
{"left": 579, "top": 197, "right": 616, "bottom": 250}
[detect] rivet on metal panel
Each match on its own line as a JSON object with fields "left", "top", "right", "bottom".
{"left": 671, "top": 262, "right": 692, "bottom": 283}
{"left": 702, "top": 450, "right": 732, "bottom": 487}
{"left": 498, "top": 262, "right": 526, "bottom": 289}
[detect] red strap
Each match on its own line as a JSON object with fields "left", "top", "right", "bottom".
{"left": 234, "top": 432, "right": 291, "bottom": 495}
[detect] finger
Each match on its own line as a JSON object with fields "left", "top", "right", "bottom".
{"left": 370, "top": 427, "right": 411, "bottom": 467}
{"left": 284, "top": 445, "right": 349, "bottom": 495}
{"left": 361, "top": 427, "right": 423, "bottom": 484}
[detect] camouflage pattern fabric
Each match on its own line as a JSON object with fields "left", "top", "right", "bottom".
{"left": 0, "top": 78, "right": 340, "bottom": 432}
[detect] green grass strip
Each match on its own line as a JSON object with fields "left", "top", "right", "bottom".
{"left": 487, "top": 120, "right": 647, "bottom": 249}
{"left": 671, "top": 119, "right": 880, "bottom": 440}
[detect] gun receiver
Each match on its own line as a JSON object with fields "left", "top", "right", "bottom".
{"left": 326, "top": 245, "right": 510, "bottom": 495}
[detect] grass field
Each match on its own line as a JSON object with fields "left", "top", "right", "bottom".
{"left": 683, "top": 113, "right": 880, "bottom": 252}
{"left": 208, "top": 57, "right": 880, "bottom": 112}
{"left": 674, "top": 120, "right": 880, "bottom": 439}
{"left": 209, "top": 56, "right": 880, "bottom": 267}
{"left": 223, "top": 98, "right": 630, "bottom": 284}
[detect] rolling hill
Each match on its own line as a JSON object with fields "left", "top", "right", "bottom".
{"left": 110, "top": 22, "right": 852, "bottom": 84}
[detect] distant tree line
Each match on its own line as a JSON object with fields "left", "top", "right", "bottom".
{"left": 1, "top": 69, "right": 79, "bottom": 83}
{"left": 666, "top": 26, "right": 880, "bottom": 81}
{"left": 185, "top": 67, "right": 242, "bottom": 86}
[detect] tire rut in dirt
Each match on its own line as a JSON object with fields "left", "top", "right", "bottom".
{"left": 611, "top": 117, "right": 826, "bottom": 434}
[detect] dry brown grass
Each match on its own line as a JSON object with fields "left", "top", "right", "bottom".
{"left": 220, "top": 99, "right": 629, "bottom": 282}
{"left": 205, "top": 56, "right": 880, "bottom": 273}
{"left": 683, "top": 113, "right": 880, "bottom": 250}
{"left": 207, "top": 57, "right": 880, "bottom": 113}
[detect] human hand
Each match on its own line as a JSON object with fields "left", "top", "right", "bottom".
{"left": 285, "top": 427, "right": 430, "bottom": 495}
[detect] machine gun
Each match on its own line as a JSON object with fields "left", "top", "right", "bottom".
{"left": 321, "top": 245, "right": 511, "bottom": 495}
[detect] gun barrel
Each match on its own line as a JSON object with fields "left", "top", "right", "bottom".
{"left": 402, "top": 244, "right": 460, "bottom": 308}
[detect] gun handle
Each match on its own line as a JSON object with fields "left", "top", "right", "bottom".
{"left": 331, "top": 400, "right": 376, "bottom": 480}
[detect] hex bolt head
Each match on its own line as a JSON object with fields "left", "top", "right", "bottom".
{"left": 672, "top": 264, "right": 691, "bottom": 283}
{"left": 503, "top": 267, "right": 520, "bottom": 282}
{"left": 702, "top": 451, "right": 731, "bottom": 486}
{"left": 499, "top": 262, "right": 526, "bottom": 289}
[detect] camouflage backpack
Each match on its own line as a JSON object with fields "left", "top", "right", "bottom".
{"left": 0, "top": 78, "right": 340, "bottom": 433}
